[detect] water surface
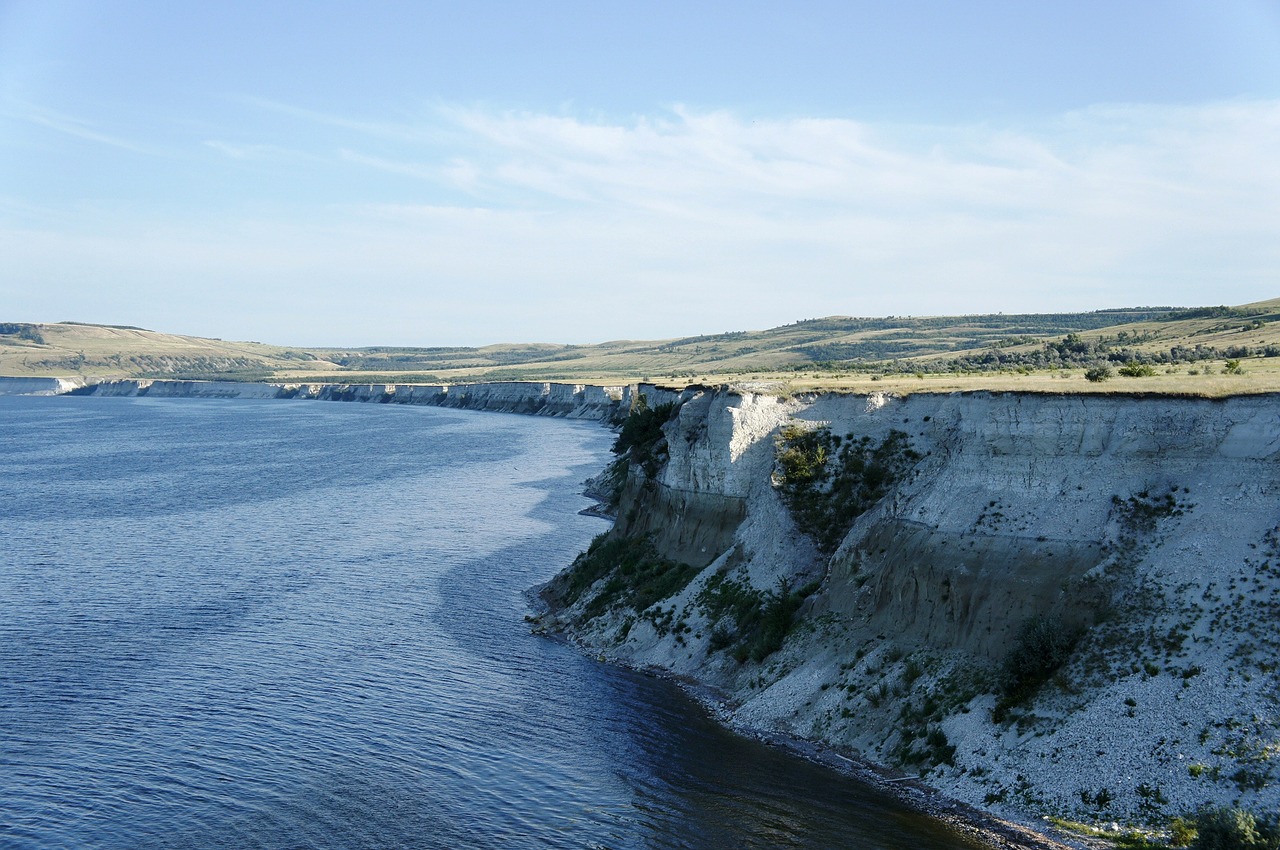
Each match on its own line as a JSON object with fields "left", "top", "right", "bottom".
{"left": 0, "top": 396, "right": 982, "bottom": 849}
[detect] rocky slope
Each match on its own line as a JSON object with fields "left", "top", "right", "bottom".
{"left": 538, "top": 386, "right": 1280, "bottom": 832}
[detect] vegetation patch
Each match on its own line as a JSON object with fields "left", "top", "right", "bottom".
{"left": 1187, "top": 806, "right": 1280, "bottom": 850}
{"left": 844, "top": 327, "right": 1280, "bottom": 378}
{"left": 773, "top": 425, "right": 921, "bottom": 553}
{"left": 1119, "top": 361, "right": 1159, "bottom": 378}
{"left": 1114, "top": 488, "right": 1192, "bottom": 537}
{"left": 0, "top": 322, "right": 45, "bottom": 344}
{"left": 611, "top": 396, "right": 679, "bottom": 480}
{"left": 1086, "top": 364, "right": 1115, "bottom": 382}
{"left": 994, "top": 616, "right": 1083, "bottom": 722}
{"left": 555, "top": 533, "right": 699, "bottom": 624}
{"left": 1045, "top": 817, "right": 1166, "bottom": 849}
{"left": 697, "top": 572, "right": 819, "bottom": 662}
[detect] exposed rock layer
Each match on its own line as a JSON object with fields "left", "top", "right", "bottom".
{"left": 64, "top": 378, "right": 627, "bottom": 420}
{"left": 0, "top": 376, "right": 82, "bottom": 395}
{"left": 543, "top": 387, "right": 1280, "bottom": 829}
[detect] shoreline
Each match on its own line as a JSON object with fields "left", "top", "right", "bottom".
{"left": 626, "top": 664, "right": 1087, "bottom": 850}
{"left": 527, "top": 596, "right": 1087, "bottom": 850}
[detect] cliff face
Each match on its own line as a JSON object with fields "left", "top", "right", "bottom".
{"left": 0, "top": 376, "right": 83, "bottom": 395}
{"left": 65, "top": 379, "right": 626, "bottom": 420}
{"left": 72, "top": 379, "right": 284, "bottom": 399}
{"left": 543, "top": 388, "right": 1280, "bottom": 827}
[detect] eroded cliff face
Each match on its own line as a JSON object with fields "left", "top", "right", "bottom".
{"left": 0, "top": 376, "right": 83, "bottom": 395}
{"left": 542, "top": 388, "right": 1280, "bottom": 828}
{"left": 65, "top": 379, "right": 626, "bottom": 420}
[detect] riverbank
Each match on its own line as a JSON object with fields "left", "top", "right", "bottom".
{"left": 0, "top": 376, "right": 630, "bottom": 421}
{"left": 529, "top": 603, "right": 1090, "bottom": 850}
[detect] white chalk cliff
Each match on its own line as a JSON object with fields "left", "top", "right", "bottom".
{"left": 543, "top": 387, "right": 1280, "bottom": 828}
{"left": 65, "top": 379, "right": 625, "bottom": 419}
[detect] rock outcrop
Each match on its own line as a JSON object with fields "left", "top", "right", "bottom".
{"left": 541, "top": 387, "right": 1280, "bottom": 830}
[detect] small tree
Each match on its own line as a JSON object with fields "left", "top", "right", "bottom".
{"left": 1118, "top": 361, "right": 1156, "bottom": 378}
{"left": 1085, "top": 365, "right": 1113, "bottom": 383}
{"left": 994, "top": 617, "right": 1081, "bottom": 720}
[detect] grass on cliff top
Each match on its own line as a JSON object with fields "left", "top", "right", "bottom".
{"left": 763, "top": 358, "right": 1280, "bottom": 399}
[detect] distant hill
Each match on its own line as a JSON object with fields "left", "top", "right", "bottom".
{"left": 0, "top": 322, "right": 339, "bottom": 381}
{"left": 4, "top": 299, "right": 1280, "bottom": 388}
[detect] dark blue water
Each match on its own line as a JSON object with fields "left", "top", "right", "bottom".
{"left": 0, "top": 397, "right": 981, "bottom": 849}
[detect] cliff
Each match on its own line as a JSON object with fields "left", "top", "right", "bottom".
{"left": 64, "top": 379, "right": 626, "bottom": 420}
{"left": 539, "top": 387, "right": 1280, "bottom": 833}
{"left": 0, "top": 376, "right": 83, "bottom": 395}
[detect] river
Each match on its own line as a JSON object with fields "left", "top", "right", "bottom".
{"left": 0, "top": 396, "right": 983, "bottom": 849}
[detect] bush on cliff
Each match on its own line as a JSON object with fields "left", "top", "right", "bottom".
{"left": 994, "top": 616, "right": 1082, "bottom": 721}
{"left": 698, "top": 573, "right": 819, "bottom": 662}
{"left": 612, "top": 397, "right": 678, "bottom": 479}
{"left": 555, "top": 533, "right": 699, "bottom": 623}
{"left": 1190, "top": 806, "right": 1280, "bottom": 850}
{"left": 774, "top": 426, "right": 920, "bottom": 554}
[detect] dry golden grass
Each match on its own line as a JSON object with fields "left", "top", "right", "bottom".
{"left": 0, "top": 322, "right": 339, "bottom": 378}
{"left": 763, "top": 360, "right": 1280, "bottom": 399}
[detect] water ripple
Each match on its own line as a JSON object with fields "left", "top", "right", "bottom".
{"left": 0, "top": 397, "right": 982, "bottom": 850}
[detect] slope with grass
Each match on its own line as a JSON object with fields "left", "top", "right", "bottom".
{"left": 0, "top": 322, "right": 338, "bottom": 380}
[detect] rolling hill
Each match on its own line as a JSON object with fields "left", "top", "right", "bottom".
{"left": 4, "top": 299, "right": 1280, "bottom": 396}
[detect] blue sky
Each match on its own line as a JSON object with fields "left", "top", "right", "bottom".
{"left": 2, "top": 1, "right": 1279, "bottom": 346}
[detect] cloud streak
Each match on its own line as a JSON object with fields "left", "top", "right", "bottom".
{"left": 4, "top": 99, "right": 160, "bottom": 155}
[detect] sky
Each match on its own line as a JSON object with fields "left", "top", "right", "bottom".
{"left": 2, "top": 1, "right": 1279, "bottom": 347}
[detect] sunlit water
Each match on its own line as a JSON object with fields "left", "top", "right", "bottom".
{"left": 0, "top": 397, "right": 982, "bottom": 849}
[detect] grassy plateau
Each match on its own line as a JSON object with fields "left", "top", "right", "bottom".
{"left": 5, "top": 298, "right": 1280, "bottom": 397}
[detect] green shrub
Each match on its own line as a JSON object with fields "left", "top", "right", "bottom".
{"left": 1085, "top": 364, "right": 1114, "bottom": 382}
{"left": 1119, "top": 361, "right": 1157, "bottom": 377}
{"left": 556, "top": 533, "right": 699, "bottom": 623}
{"left": 1170, "top": 816, "right": 1197, "bottom": 847}
{"left": 896, "top": 724, "right": 956, "bottom": 767}
{"left": 697, "top": 573, "right": 819, "bottom": 662}
{"left": 612, "top": 397, "right": 678, "bottom": 478}
{"left": 1113, "top": 488, "right": 1188, "bottom": 536}
{"left": 994, "top": 617, "right": 1081, "bottom": 721}
{"left": 1190, "top": 806, "right": 1280, "bottom": 850}
{"left": 774, "top": 426, "right": 920, "bottom": 553}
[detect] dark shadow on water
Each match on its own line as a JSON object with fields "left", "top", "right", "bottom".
{"left": 432, "top": 452, "right": 984, "bottom": 850}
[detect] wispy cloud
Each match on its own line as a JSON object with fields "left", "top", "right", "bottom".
{"left": 232, "top": 94, "right": 450, "bottom": 144}
{"left": 202, "top": 139, "right": 321, "bottom": 162}
{"left": 4, "top": 99, "right": 160, "bottom": 155}
{"left": 337, "top": 148, "right": 439, "bottom": 181}
{"left": 430, "top": 100, "right": 1280, "bottom": 223}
